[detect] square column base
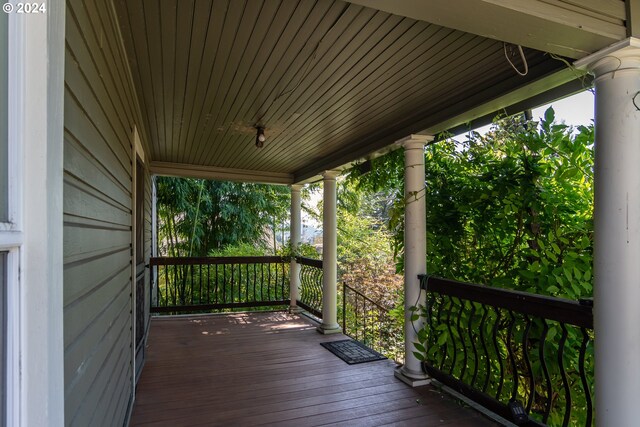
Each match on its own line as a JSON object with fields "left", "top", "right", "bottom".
{"left": 288, "top": 306, "right": 304, "bottom": 314}
{"left": 394, "top": 367, "right": 431, "bottom": 387}
{"left": 316, "top": 324, "right": 341, "bottom": 335}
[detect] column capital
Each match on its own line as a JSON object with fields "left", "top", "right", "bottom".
{"left": 322, "top": 170, "right": 341, "bottom": 180}
{"left": 397, "top": 134, "right": 433, "bottom": 150}
{"left": 290, "top": 184, "right": 303, "bottom": 192}
{"left": 575, "top": 37, "right": 640, "bottom": 77}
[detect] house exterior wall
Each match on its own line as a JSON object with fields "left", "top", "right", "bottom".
{"left": 63, "top": 0, "right": 151, "bottom": 425}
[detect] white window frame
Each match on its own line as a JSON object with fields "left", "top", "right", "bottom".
{"left": 1, "top": 4, "right": 65, "bottom": 426}
{"left": 0, "top": 10, "right": 25, "bottom": 427}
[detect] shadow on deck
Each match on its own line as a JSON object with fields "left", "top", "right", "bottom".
{"left": 130, "top": 312, "right": 498, "bottom": 426}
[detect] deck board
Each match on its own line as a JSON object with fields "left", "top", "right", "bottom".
{"left": 130, "top": 312, "right": 497, "bottom": 426}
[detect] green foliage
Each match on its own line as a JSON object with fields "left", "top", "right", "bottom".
{"left": 349, "top": 109, "right": 594, "bottom": 299}
{"left": 278, "top": 241, "right": 318, "bottom": 259}
{"left": 337, "top": 207, "right": 394, "bottom": 271}
{"left": 338, "top": 283, "right": 404, "bottom": 361}
{"left": 157, "top": 177, "right": 290, "bottom": 256}
{"left": 209, "top": 242, "right": 269, "bottom": 257}
{"left": 302, "top": 178, "right": 406, "bottom": 360}
{"left": 428, "top": 113, "right": 593, "bottom": 298}
{"left": 349, "top": 108, "right": 595, "bottom": 425}
{"left": 347, "top": 151, "right": 405, "bottom": 266}
{"left": 305, "top": 178, "right": 402, "bottom": 292}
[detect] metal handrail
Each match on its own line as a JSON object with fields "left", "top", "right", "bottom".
{"left": 341, "top": 283, "right": 403, "bottom": 362}
{"left": 150, "top": 256, "right": 290, "bottom": 314}
{"left": 295, "top": 257, "right": 323, "bottom": 318}
{"left": 419, "top": 274, "right": 594, "bottom": 427}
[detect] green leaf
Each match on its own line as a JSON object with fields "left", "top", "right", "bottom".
{"left": 437, "top": 332, "right": 449, "bottom": 346}
{"left": 573, "top": 266, "right": 582, "bottom": 280}
{"left": 547, "top": 285, "right": 560, "bottom": 294}
{"left": 413, "top": 351, "right": 426, "bottom": 362}
{"left": 519, "top": 270, "right": 535, "bottom": 280}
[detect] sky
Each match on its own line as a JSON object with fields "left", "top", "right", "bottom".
{"left": 533, "top": 89, "right": 594, "bottom": 127}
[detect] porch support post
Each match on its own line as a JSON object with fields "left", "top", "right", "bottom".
{"left": 576, "top": 37, "right": 640, "bottom": 427}
{"left": 19, "top": 2, "right": 66, "bottom": 424}
{"left": 318, "top": 170, "right": 341, "bottom": 334}
{"left": 289, "top": 184, "right": 303, "bottom": 313}
{"left": 395, "top": 135, "right": 432, "bottom": 386}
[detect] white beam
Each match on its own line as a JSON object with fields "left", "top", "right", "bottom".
{"left": 575, "top": 37, "right": 640, "bottom": 427}
{"left": 150, "top": 161, "right": 294, "bottom": 185}
{"left": 293, "top": 66, "right": 583, "bottom": 184}
{"left": 422, "top": 68, "right": 581, "bottom": 136}
{"left": 345, "top": 0, "right": 626, "bottom": 59}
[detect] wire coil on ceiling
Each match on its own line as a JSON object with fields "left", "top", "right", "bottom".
{"left": 504, "top": 43, "right": 529, "bottom": 76}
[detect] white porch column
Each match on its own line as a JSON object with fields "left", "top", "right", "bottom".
{"left": 289, "top": 184, "right": 303, "bottom": 313}
{"left": 395, "top": 135, "right": 432, "bottom": 386}
{"left": 575, "top": 37, "right": 640, "bottom": 427}
{"left": 318, "top": 171, "right": 341, "bottom": 334}
{"left": 18, "top": 3, "right": 66, "bottom": 425}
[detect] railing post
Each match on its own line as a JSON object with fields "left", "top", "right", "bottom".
{"left": 395, "top": 135, "right": 432, "bottom": 386}
{"left": 289, "top": 184, "right": 303, "bottom": 313}
{"left": 149, "top": 263, "right": 155, "bottom": 310}
{"left": 576, "top": 38, "right": 640, "bottom": 427}
{"left": 151, "top": 175, "right": 158, "bottom": 306}
{"left": 342, "top": 282, "right": 346, "bottom": 334}
{"left": 318, "top": 170, "right": 341, "bottom": 334}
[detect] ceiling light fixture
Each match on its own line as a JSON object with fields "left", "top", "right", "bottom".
{"left": 255, "top": 126, "right": 266, "bottom": 148}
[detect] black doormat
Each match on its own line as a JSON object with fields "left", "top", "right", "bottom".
{"left": 320, "top": 339, "right": 387, "bottom": 364}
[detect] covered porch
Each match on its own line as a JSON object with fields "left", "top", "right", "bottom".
{"left": 130, "top": 312, "right": 496, "bottom": 426}
{"left": 6, "top": 0, "right": 640, "bottom": 426}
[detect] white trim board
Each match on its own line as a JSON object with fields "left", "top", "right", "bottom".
{"left": 150, "top": 161, "right": 294, "bottom": 185}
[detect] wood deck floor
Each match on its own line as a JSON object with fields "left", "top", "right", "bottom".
{"left": 130, "top": 312, "right": 498, "bottom": 426}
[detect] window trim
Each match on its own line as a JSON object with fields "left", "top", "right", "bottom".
{"left": 0, "top": 12, "right": 24, "bottom": 427}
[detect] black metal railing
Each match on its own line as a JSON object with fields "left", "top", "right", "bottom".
{"left": 150, "top": 256, "right": 290, "bottom": 313}
{"left": 341, "top": 283, "right": 403, "bottom": 362}
{"left": 295, "top": 257, "right": 323, "bottom": 318}
{"left": 420, "top": 274, "right": 594, "bottom": 427}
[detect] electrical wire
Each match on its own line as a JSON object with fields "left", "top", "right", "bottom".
{"left": 548, "top": 52, "right": 595, "bottom": 94}
{"left": 504, "top": 43, "right": 528, "bottom": 77}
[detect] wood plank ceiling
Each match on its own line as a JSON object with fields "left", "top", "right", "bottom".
{"left": 114, "top": 0, "right": 594, "bottom": 183}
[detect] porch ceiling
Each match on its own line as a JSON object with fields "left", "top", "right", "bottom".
{"left": 114, "top": 0, "right": 626, "bottom": 184}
